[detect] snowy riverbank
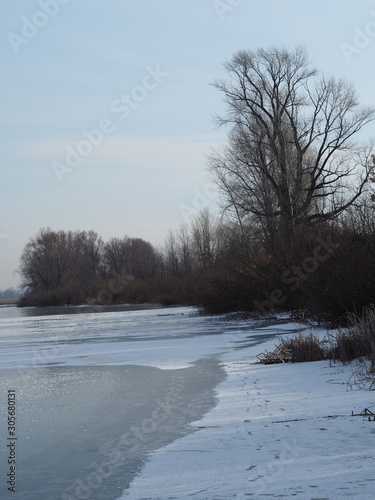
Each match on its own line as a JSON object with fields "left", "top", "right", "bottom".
{"left": 121, "top": 321, "right": 375, "bottom": 500}
{"left": 1, "top": 305, "right": 373, "bottom": 499}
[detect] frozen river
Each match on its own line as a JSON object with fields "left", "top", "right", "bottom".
{"left": 0, "top": 304, "right": 293, "bottom": 499}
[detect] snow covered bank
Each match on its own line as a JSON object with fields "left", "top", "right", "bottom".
{"left": 2, "top": 305, "right": 373, "bottom": 498}
{"left": 121, "top": 325, "right": 375, "bottom": 499}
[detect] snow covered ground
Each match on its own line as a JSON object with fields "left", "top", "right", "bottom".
{"left": 121, "top": 322, "right": 375, "bottom": 500}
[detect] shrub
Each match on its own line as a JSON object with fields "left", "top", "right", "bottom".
{"left": 258, "top": 306, "right": 375, "bottom": 374}
{"left": 332, "top": 306, "right": 375, "bottom": 369}
{"left": 258, "top": 331, "right": 329, "bottom": 364}
{"left": 281, "top": 333, "right": 328, "bottom": 362}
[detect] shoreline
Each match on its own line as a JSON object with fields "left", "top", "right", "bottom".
{"left": 0, "top": 361, "right": 226, "bottom": 500}
{"left": 0, "top": 298, "right": 20, "bottom": 305}
{"left": 121, "top": 324, "right": 375, "bottom": 499}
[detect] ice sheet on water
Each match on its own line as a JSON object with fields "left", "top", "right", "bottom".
{"left": 0, "top": 306, "right": 289, "bottom": 370}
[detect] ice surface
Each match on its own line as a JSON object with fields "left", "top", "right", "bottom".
{"left": 0, "top": 306, "right": 290, "bottom": 370}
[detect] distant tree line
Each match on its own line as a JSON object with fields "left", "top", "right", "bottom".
{"left": 18, "top": 201, "right": 375, "bottom": 323}
{"left": 19, "top": 47, "right": 375, "bottom": 322}
{"left": 0, "top": 288, "right": 22, "bottom": 300}
{"left": 17, "top": 208, "right": 224, "bottom": 307}
{"left": 19, "top": 229, "right": 164, "bottom": 306}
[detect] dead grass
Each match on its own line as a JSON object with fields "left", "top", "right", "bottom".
{"left": 282, "top": 333, "right": 328, "bottom": 362}
{"left": 258, "top": 306, "right": 375, "bottom": 391}
{"left": 257, "top": 332, "right": 329, "bottom": 364}
{"left": 332, "top": 306, "right": 375, "bottom": 370}
{"left": 0, "top": 298, "right": 20, "bottom": 305}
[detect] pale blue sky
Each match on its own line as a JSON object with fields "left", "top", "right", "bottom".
{"left": 1, "top": 0, "right": 375, "bottom": 288}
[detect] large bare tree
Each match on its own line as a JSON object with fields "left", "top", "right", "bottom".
{"left": 102, "top": 237, "right": 130, "bottom": 278}
{"left": 209, "top": 47, "right": 375, "bottom": 249}
{"left": 19, "top": 228, "right": 103, "bottom": 292}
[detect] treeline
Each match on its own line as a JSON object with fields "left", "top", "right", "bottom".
{"left": 19, "top": 229, "right": 164, "bottom": 307}
{"left": 0, "top": 288, "right": 22, "bottom": 300}
{"left": 191, "top": 205, "right": 375, "bottom": 322}
{"left": 18, "top": 210, "right": 231, "bottom": 308}
{"left": 18, "top": 203, "right": 375, "bottom": 322}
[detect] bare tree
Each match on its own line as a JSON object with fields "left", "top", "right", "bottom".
{"left": 19, "top": 229, "right": 104, "bottom": 292}
{"left": 103, "top": 236, "right": 162, "bottom": 280}
{"left": 191, "top": 208, "right": 222, "bottom": 267}
{"left": 102, "top": 237, "right": 130, "bottom": 278}
{"left": 175, "top": 224, "right": 193, "bottom": 271}
{"left": 164, "top": 230, "right": 180, "bottom": 274}
{"left": 209, "top": 47, "right": 375, "bottom": 249}
{"left": 126, "top": 238, "right": 161, "bottom": 279}
{"left": 19, "top": 229, "right": 77, "bottom": 291}
{"left": 75, "top": 230, "right": 103, "bottom": 281}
